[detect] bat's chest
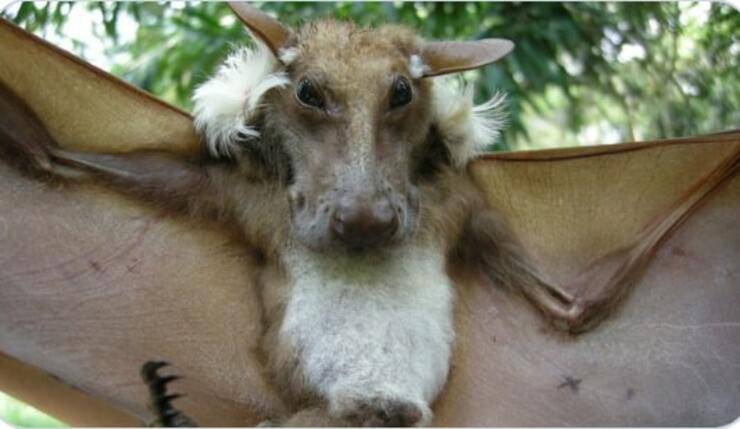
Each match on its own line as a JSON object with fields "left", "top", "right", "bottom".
{"left": 278, "top": 245, "right": 456, "bottom": 401}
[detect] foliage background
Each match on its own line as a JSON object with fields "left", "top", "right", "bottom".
{"left": 2, "top": 1, "right": 738, "bottom": 151}
{"left": 0, "top": 391, "right": 64, "bottom": 428}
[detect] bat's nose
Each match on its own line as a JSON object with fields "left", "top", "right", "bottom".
{"left": 331, "top": 195, "right": 399, "bottom": 249}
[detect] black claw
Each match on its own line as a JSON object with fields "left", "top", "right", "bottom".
{"left": 140, "top": 361, "right": 197, "bottom": 427}
{"left": 155, "top": 393, "right": 184, "bottom": 409}
{"left": 141, "top": 361, "right": 169, "bottom": 380}
{"left": 159, "top": 375, "right": 182, "bottom": 384}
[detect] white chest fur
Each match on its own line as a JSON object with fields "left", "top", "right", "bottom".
{"left": 281, "top": 244, "right": 455, "bottom": 422}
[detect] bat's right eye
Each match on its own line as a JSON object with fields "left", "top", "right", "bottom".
{"left": 389, "top": 76, "right": 413, "bottom": 109}
{"left": 296, "top": 79, "right": 325, "bottom": 110}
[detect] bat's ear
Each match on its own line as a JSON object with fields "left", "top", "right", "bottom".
{"left": 419, "top": 39, "right": 514, "bottom": 77}
{"left": 228, "top": 2, "right": 294, "bottom": 58}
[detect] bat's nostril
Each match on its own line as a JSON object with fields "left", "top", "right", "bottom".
{"left": 373, "top": 198, "right": 394, "bottom": 224}
{"left": 331, "top": 196, "right": 399, "bottom": 249}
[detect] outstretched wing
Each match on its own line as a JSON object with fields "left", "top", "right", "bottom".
{"left": 1, "top": 18, "right": 738, "bottom": 426}
{"left": 441, "top": 133, "right": 739, "bottom": 425}
{"left": 0, "top": 18, "right": 279, "bottom": 426}
{"left": 0, "top": 18, "right": 198, "bottom": 155}
{"left": 468, "top": 131, "right": 739, "bottom": 332}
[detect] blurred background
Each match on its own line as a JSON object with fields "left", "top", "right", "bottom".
{"left": 0, "top": 1, "right": 737, "bottom": 426}
{"left": 0, "top": 391, "right": 63, "bottom": 428}
{"left": 2, "top": 1, "right": 739, "bottom": 152}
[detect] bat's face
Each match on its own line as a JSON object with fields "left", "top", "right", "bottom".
{"left": 196, "top": 6, "right": 512, "bottom": 254}
{"left": 264, "top": 23, "right": 432, "bottom": 253}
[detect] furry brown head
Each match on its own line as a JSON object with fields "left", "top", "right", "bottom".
{"left": 193, "top": 3, "right": 513, "bottom": 253}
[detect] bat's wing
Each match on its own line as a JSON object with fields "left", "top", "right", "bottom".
{"left": 472, "top": 132, "right": 739, "bottom": 333}
{"left": 1, "top": 18, "right": 738, "bottom": 426}
{"left": 0, "top": 19, "right": 276, "bottom": 426}
{"left": 440, "top": 135, "right": 739, "bottom": 425}
{"left": 0, "top": 18, "right": 198, "bottom": 155}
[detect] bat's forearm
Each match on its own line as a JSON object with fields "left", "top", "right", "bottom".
{"left": 457, "top": 209, "right": 582, "bottom": 329}
{"left": 52, "top": 148, "right": 214, "bottom": 214}
{"left": 0, "top": 81, "right": 284, "bottom": 250}
{"left": 0, "top": 82, "right": 208, "bottom": 216}
{"left": 53, "top": 148, "right": 289, "bottom": 250}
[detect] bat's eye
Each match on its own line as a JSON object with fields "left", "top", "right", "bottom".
{"left": 296, "top": 79, "right": 325, "bottom": 110}
{"left": 390, "top": 77, "right": 413, "bottom": 109}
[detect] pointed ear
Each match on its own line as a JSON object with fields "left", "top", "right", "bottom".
{"left": 420, "top": 39, "right": 514, "bottom": 77}
{"left": 228, "top": 2, "right": 293, "bottom": 57}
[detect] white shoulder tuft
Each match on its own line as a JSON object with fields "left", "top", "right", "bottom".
{"left": 430, "top": 78, "right": 508, "bottom": 168}
{"left": 192, "top": 43, "right": 289, "bottom": 158}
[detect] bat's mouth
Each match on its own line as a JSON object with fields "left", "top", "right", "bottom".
{"left": 288, "top": 203, "right": 417, "bottom": 255}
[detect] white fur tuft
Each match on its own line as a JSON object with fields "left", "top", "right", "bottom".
{"left": 430, "top": 78, "right": 508, "bottom": 167}
{"left": 278, "top": 47, "right": 300, "bottom": 65}
{"left": 409, "top": 54, "right": 429, "bottom": 79}
{"left": 192, "top": 43, "right": 289, "bottom": 158}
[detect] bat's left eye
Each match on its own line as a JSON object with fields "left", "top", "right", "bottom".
{"left": 296, "top": 79, "right": 325, "bottom": 110}
{"left": 389, "top": 77, "right": 413, "bottom": 109}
